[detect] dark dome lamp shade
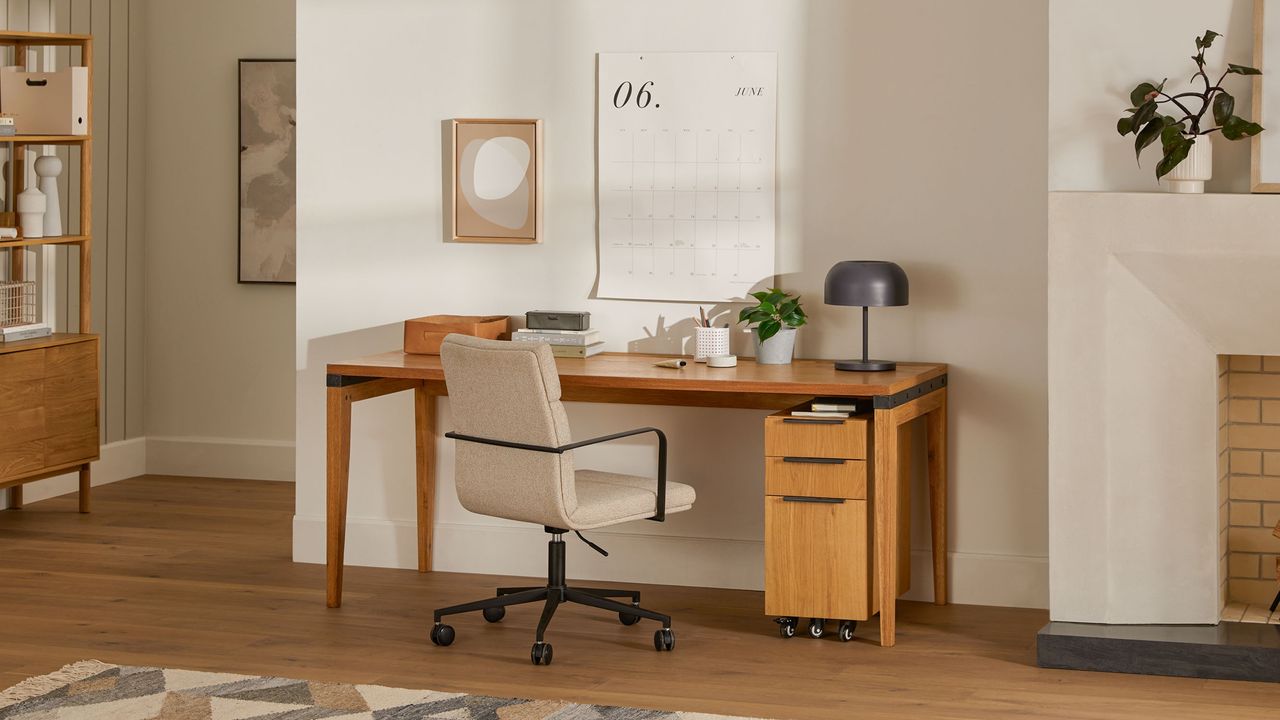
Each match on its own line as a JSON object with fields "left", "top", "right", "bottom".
{"left": 823, "top": 261, "right": 909, "bottom": 372}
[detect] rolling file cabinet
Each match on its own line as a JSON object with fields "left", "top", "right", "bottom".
{"left": 764, "top": 405, "right": 909, "bottom": 641}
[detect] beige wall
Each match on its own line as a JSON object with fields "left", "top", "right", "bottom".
{"left": 296, "top": 0, "right": 1050, "bottom": 607}
{"left": 141, "top": 0, "right": 295, "bottom": 451}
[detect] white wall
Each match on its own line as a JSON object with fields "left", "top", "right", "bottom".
{"left": 141, "top": 0, "right": 295, "bottom": 476}
{"left": 296, "top": 0, "right": 1049, "bottom": 607}
{"left": 1050, "top": 0, "right": 1257, "bottom": 192}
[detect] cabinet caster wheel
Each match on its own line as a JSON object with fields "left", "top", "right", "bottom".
{"left": 808, "top": 618, "right": 826, "bottom": 639}
{"left": 619, "top": 610, "right": 641, "bottom": 626}
{"left": 530, "top": 641, "right": 553, "bottom": 665}
{"left": 776, "top": 617, "right": 798, "bottom": 638}
{"left": 430, "top": 623, "right": 455, "bottom": 647}
{"left": 838, "top": 620, "right": 856, "bottom": 642}
{"left": 654, "top": 628, "right": 675, "bottom": 651}
{"left": 482, "top": 606, "right": 505, "bottom": 623}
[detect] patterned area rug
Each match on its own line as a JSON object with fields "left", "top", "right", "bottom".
{"left": 0, "top": 661, "right": 760, "bottom": 719}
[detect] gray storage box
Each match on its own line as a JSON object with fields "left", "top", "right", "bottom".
{"left": 526, "top": 310, "right": 590, "bottom": 331}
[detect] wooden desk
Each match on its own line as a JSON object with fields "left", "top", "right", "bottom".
{"left": 325, "top": 351, "right": 948, "bottom": 647}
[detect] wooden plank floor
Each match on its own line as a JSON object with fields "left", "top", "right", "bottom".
{"left": 0, "top": 476, "right": 1277, "bottom": 719}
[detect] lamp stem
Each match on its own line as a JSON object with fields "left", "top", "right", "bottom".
{"left": 861, "top": 306, "right": 869, "bottom": 363}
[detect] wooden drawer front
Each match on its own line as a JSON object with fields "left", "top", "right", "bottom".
{"left": 764, "top": 415, "right": 866, "bottom": 459}
{"left": 765, "top": 457, "right": 866, "bottom": 499}
{"left": 764, "top": 495, "right": 870, "bottom": 620}
{"left": 0, "top": 341, "right": 99, "bottom": 482}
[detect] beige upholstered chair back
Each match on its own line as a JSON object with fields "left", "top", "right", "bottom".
{"left": 440, "top": 334, "right": 577, "bottom": 528}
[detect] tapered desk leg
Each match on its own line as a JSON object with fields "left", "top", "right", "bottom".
{"left": 8, "top": 485, "right": 22, "bottom": 509}
{"left": 78, "top": 465, "right": 90, "bottom": 513}
{"left": 414, "top": 384, "right": 437, "bottom": 573}
{"left": 327, "top": 386, "right": 353, "bottom": 608}
{"left": 927, "top": 388, "right": 948, "bottom": 605}
{"left": 874, "top": 408, "right": 900, "bottom": 648}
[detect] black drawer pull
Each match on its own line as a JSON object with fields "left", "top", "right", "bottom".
{"left": 782, "top": 457, "right": 845, "bottom": 465}
{"left": 781, "top": 496, "right": 845, "bottom": 504}
{"left": 25, "top": 79, "right": 48, "bottom": 87}
{"left": 782, "top": 418, "right": 843, "bottom": 425}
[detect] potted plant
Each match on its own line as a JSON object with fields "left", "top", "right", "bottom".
{"left": 739, "top": 288, "right": 806, "bottom": 365}
{"left": 1117, "top": 30, "right": 1263, "bottom": 193}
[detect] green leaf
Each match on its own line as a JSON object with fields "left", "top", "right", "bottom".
{"left": 1134, "top": 117, "right": 1164, "bottom": 162}
{"left": 1198, "top": 30, "right": 1220, "bottom": 50}
{"left": 1156, "top": 137, "right": 1193, "bottom": 179}
{"left": 1160, "top": 122, "right": 1187, "bottom": 153}
{"left": 1129, "top": 82, "right": 1159, "bottom": 107}
{"left": 1221, "top": 114, "right": 1265, "bottom": 140}
{"left": 749, "top": 291, "right": 770, "bottom": 302}
{"left": 1131, "top": 100, "right": 1158, "bottom": 129}
{"left": 757, "top": 319, "right": 781, "bottom": 342}
{"left": 738, "top": 307, "right": 753, "bottom": 324}
{"left": 757, "top": 301, "right": 776, "bottom": 315}
{"left": 1213, "top": 92, "right": 1235, "bottom": 126}
{"left": 1117, "top": 116, "right": 1135, "bottom": 136}
{"left": 1227, "top": 63, "right": 1262, "bottom": 76}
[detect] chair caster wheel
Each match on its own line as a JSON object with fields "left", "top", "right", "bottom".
{"left": 776, "top": 617, "right": 798, "bottom": 638}
{"left": 654, "top": 627, "right": 675, "bottom": 651}
{"left": 838, "top": 620, "right": 856, "bottom": 642}
{"left": 482, "top": 606, "right": 505, "bottom": 623}
{"left": 531, "top": 641, "right": 553, "bottom": 665}
{"left": 808, "top": 618, "right": 826, "bottom": 639}
{"left": 618, "top": 610, "right": 641, "bottom": 626}
{"left": 430, "top": 623, "right": 455, "bottom": 647}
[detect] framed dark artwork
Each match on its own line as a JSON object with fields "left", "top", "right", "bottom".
{"left": 238, "top": 59, "right": 296, "bottom": 283}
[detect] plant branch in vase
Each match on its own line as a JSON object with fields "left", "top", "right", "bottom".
{"left": 1117, "top": 30, "right": 1264, "bottom": 192}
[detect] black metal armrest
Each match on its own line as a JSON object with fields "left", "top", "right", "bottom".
{"left": 444, "top": 427, "right": 669, "bottom": 521}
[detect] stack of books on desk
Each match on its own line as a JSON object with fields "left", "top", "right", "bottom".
{"left": 0, "top": 322, "right": 51, "bottom": 343}
{"left": 790, "top": 397, "right": 861, "bottom": 418}
{"left": 513, "top": 325, "right": 604, "bottom": 358}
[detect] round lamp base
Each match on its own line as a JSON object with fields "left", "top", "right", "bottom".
{"left": 835, "top": 359, "right": 897, "bottom": 372}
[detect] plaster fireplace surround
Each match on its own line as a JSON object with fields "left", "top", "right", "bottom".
{"left": 1040, "top": 192, "right": 1280, "bottom": 682}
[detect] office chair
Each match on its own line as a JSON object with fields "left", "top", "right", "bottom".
{"left": 432, "top": 334, "right": 696, "bottom": 665}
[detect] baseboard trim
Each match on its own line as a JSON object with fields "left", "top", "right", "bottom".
{"left": 146, "top": 436, "right": 294, "bottom": 482}
{"left": 0, "top": 437, "right": 146, "bottom": 509}
{"left": 292, "top": 515, "right": 1049, "bottom": 608}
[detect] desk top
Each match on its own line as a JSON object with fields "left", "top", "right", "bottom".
{"left": 329, "top": 351, "right": 946, "bottom": 399}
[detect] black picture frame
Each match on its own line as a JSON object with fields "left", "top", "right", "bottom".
{"left": 237, "top": 58, "right": 296, "bottom": 285}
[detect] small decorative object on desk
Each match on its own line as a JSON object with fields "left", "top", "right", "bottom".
{"left": 403, "top": 314, "right": 509, "bottom": 355}
{"left": 825, "top": 261, "right": 909, "bottom": 372}
{"left": 16, "top": 186, "right": 46, "bottom": 238}
{"left": 739, "top": 289, "right": 805, "bottom": 365}
{"left": 1117, "top": 30, "right": 1262, "bottom": 193}
{"left": 0, "top": 115, "right": 14, "bottom": 136}
{"left": 526, "top": 310, "right": 589, "bottom": 331}
{"left": 34, "top": 154, "right": 63, "bottom": 236}
{"left": 694, "top": 306, "right": 730, "bottom": 362}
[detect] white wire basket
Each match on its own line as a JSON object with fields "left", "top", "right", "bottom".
{"left": 0, "top": 280, "right": 36, "bottom": 328}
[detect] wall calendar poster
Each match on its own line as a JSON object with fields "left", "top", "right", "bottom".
{"left": 597, "top": 52, "right": 777, "bottom": 301}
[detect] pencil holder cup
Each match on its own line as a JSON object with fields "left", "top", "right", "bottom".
{"left": 694, "top": 326, "right": 731, "bottom": 362}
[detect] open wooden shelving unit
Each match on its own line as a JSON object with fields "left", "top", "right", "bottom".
{"left": 0, "top": 30, "right": 97, "bottom": 513}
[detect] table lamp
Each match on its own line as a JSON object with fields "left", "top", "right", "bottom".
{"left": 824, "top": 260, "right": 909, "bottom": 372}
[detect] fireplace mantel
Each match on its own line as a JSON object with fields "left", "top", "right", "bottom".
{"left": 1048, "top": 192, "right": 1280, "bottom": 624}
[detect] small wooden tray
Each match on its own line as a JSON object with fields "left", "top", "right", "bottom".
{"left": 404, "top": 314, "right": 509, "bottom": 355}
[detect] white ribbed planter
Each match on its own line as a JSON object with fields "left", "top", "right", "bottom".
{"left": 1164, "top": 134, "right": 1213, "bottom": 193}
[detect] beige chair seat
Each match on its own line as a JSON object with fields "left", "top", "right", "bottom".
{"left": 569, "top": 470, "right": 696, "bottom": 529}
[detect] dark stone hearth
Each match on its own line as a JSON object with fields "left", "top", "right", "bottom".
{"left": 1037, "top": 621, "right": 1280, "bottom": 683}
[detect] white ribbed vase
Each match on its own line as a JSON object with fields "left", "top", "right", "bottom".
{"left": 1164, "top": 134, "right": 1213, "bottom": 193}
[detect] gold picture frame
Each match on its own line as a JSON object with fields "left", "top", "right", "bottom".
{"left": 1252, "top": 0, "right": 1280, "bottom": 192}
{"left": 448, "top": 118, "right": 542, "bottom": 243}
